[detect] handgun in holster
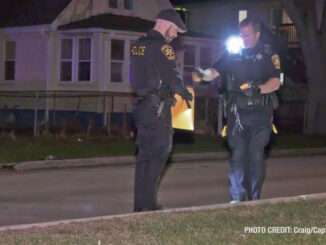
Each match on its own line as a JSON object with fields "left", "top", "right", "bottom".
{"left": 156, "top": 80, "right": 176, "bottom": 118}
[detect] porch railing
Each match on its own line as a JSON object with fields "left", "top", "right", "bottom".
{"left": 274, "top": 23, "right": 299, "bottom": 48}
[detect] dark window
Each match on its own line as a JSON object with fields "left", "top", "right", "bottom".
{"left": 109, "top": 0, "right": 118, "bottom": 8}
{"left": 60, "top": 62, "right": 72, "bottom": 81}
{"left": 4, "top": 41, "right": 15, "bottom": 80}
{"left": 111, "top": 39, "right": 124, "bottom": 60}
{"left": 184, "top": 45, "right": 195, "bottom": 66}
{"left": 183, "top": 67, "right": 194, "bottom": 85}
{"left": 183, "top": 45, "right": 195, "bottom": 84}
{"left": 79, "top": 38, "right": 91, "bottom": 60}
{"left": 60, "top": 39, "right": 73, "bottom": 81}
{"left": 124, "top": 0, "right": 133, "bottom": 10}
{"left": 61, "top": 39, "right": 73, "bottom": 59}
{"left": 176, "top": 9, "right": 187, "bottom": 24}
{"left": 111, "top": 39, "right": 125, "bottom": 83}
{"left": 78, "top": 62, "right": 91, "bottom": 81}
{"left": 111, "top": 62, "right": 123, "bottom": 82}
{"left": 5, "top": 61, "right": 15, "bottom": 81}
{"left": 78, "top": 38, "right": 91, "bottom": 81}
{"left": 200, "top": 47, "right": 212, "bottom": 66}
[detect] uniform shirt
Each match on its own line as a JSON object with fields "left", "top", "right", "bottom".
{"left": 131, "top": 29, "right": 189, "bottom": 98}
{"left": 212, "top": 43, "right": 281, "bottom": 124}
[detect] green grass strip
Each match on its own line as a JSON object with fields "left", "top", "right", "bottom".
{"left": 0, "top": 134, "right": 324, "bottom": 163}
{"left": 1, "top": 199, "right": 326, "bottom": 244}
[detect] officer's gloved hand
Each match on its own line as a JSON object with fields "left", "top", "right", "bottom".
{"left": 168, "top": 97, "right": 177, "bottom": 106}
{"left": 182, "top": 89, "right": 193, "bottom": 102}
{"left": 157, "top": 89, "right": 170, "bottom": 100}
{"left": 192, "top": 67, "right": 206, "bottom": 82}
{"left": 240, "top": 81, "right": 261, "bottom": 97}
{"left": 196, "top": 67, "right": 207, "bottom": 77}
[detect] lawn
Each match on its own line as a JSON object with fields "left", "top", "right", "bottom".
{"left": 0, "top": 133, "right": 324, "bottom": 163}
{"left": 1, "top": 198, "right": 326, "bottom": 244}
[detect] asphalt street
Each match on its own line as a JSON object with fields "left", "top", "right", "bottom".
{"left": 1, "top": 155, "right": 326, "bottom": 226}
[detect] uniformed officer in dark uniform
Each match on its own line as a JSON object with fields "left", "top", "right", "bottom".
{"left": 131, "top": 9, "right": 193, "bottom": 212}
{"left": 193, "top": 18, "right": 281, "bottom": 203}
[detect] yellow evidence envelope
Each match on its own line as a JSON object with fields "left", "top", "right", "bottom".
{"left": 171, "top": 87, "right": 195, "bottom": 131}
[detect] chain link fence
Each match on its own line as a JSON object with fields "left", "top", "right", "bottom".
{"left": 0, "top": 90, "right": 305, "bottom": 137}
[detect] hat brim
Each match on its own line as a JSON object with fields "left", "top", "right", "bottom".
{"left": 178, "top": 27, "right": 187, "bottom": 33}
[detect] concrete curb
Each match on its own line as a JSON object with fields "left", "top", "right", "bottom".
{"left": 10, "top": 152, "right": 228, "bottom": 171}
{"left": 6, "top": 147, "right": 326, "bottom": 171}
{"left": 13, "top": 156, "right": 136, "bottom": 171}
{"left": 1, "top": 192, "right": 326, "bottom": 232}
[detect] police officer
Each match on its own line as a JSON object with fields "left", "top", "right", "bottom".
{"left": 193, "top": 18, "right": 281, "bottom": 202}
{"left": 131, "top": 9, "right": 193, "bottom": 212}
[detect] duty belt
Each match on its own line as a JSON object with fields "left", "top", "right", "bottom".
{"left": 235, "top": 95, "right": 271, "bottom": 109}
{"left": 136, "top": 94, "right": 159, "bottom": 102}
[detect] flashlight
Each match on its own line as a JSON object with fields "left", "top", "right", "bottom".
{"left": 225, "top": 36, "right": 244, "bottom": 55}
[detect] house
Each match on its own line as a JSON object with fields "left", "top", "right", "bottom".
{"left": 0, "top": 0, "right": 219, "bottom": 132}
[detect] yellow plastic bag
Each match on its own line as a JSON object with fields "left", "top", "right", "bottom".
{"left": 171, "top": 87, "right": 195, "bottom": 131}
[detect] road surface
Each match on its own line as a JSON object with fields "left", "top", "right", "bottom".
{"left": 1, "top": 155, "right": 326, "bottom": 226}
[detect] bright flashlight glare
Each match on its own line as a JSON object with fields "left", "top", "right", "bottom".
{"left": 225, "top": 36, "right": 244, "bottom": 54}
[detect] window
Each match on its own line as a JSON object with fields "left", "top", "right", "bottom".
{"left": 4, "top": 41, "right": 16, "bottom": 80}
{"left": 183, "top": 45, "right": 195, "bottom": 84}
{"left": 60, "top": 39, "right": 73, "bottom": 81}
{"left": 124, "top": 0, "right": 133, "bottom": 10}
{"left": 111, "top": 39, "right": 125, "bottom": 83}
{"left": 78, "top": 38, "right": 91, "bottom": 81}
{"left": 109, "top": 0, "right": 118, "bottom": 8}
{"left": 60, "top": 37, "right": 92, "bottom": 82}
{"left": 200, "top": 47, "right": 212, "bottom": 67}
{"left": 181, "top": 44, "right": 214, "bottom": 85}
{"left": 176, "top": 8, "right": 188, "bottom": 24}
{"left": 239, "top": 10, "right": 247, "bottom": 23}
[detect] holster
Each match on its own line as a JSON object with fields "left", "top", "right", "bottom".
{"left": 270, "top": 92, "right": 279, "bottom": 109}
{"left": 144, "top": 94, "right": 175, "bottom": 118}
{"left": 230, "top": 94, "right": 274, "bottom": 110}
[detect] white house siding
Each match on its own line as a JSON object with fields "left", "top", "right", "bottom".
{"left": 0, "top": 27, "right": 49, "bottom": 110}
{"left": 0, "top": 28, "right": 48, "bottom": 90}
{"left": 16, "top": 33, "right": 48, "bottom": 88}
{"left": 46, "top": 29, "right": 136, "bottom": 113}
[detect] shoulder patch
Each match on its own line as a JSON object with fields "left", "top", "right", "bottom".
{"left": 161, "top": 45, "right": 175, "bottom": 60}
{"left": 271, "top": 54, "right": 281, "bottom": 70}
{"left": 131, "top": 45, "right": 146, "bottom": 56}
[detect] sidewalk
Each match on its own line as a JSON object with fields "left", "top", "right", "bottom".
{"left": 6, "top": 147, "right": 326, "bottom": 171}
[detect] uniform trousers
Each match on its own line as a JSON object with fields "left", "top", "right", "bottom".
{"left": 133, "top": 100, "right": 173, "bottom": 210}
{"left": 227, "top": 113, "right": 272, "bottom": 201}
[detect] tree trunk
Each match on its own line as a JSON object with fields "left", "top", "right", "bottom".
{"left": 303, "top": 39, "right": 326, "bottom": 134}
{"left": 283, "top": 0, "right": 326, "bottom": 134}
